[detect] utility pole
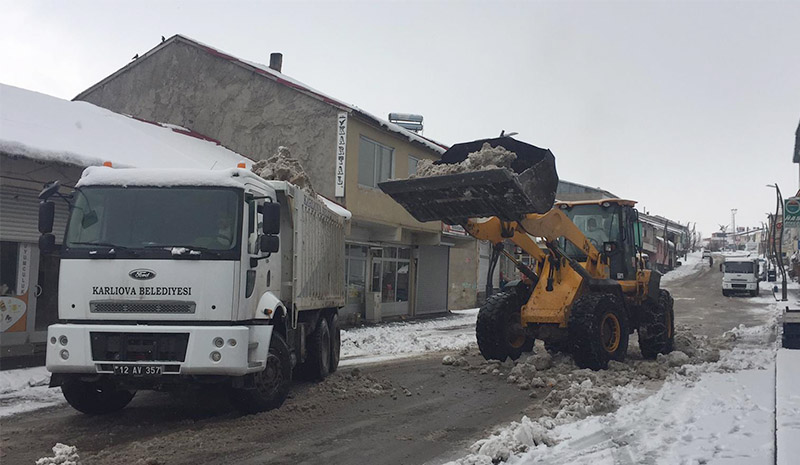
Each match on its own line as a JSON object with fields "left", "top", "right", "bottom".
{"left": 731, "top": 208, "right": 738, "bottom": 250}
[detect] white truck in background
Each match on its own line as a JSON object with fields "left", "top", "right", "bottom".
{"left": 721, "top": 256, "right": 760, "bottom": 297}
{"left": 38, "top": 165, "right": 347, "bottom": 414}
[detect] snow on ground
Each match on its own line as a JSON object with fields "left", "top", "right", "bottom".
{"left": 776, "top": 349, "right": 800, "bottom": 465}
{"left": 0, "top": 366, "right": 63, "bottom": 418}
{"left": 339, "top": 308, "right": 478, "bottom": 367}
{"left": 35, "top": 443, "right": 80, "bottom": 465}
{"left": 661, "top": 251, "right": 704, "bottom": 285}
{"left": 445, "top": 299, "right": 784, "bottom": 465}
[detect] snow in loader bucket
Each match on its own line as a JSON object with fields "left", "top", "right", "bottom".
{"left": 378, "top": 137, "right": 559, "bottom": 225}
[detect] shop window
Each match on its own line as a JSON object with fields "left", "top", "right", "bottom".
{"left": 0, "top": 241, "right": 18, "bottom": 296}
{"left": 345, "top": 244, "right": 367, "bottom": 305}
{"left": 358, "top": 137, "right": 394, "bottom": 188}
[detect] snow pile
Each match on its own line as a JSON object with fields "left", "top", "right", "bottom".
{"left": 411, "top": 143, "right": 516, "bottom": 178}
{"left": 340, "top": 309, "right": 478, "bottom": 365}
{"left": 35, "top": 443, "right": 80, "bottom": 465}
{"left": 445, "top": 305, "right": 780, "bottom": 465}
{"left": 251, "top": 146, "right": 316, "bottom": 195}
{"left": 661, "top": 251, "right": 704, "bottom": 285}
{"left": 0, "top": 366, "right": 64, "bottom": 418}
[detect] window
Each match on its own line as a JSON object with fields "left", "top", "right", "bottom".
{"left": 358, "top": 137, "right": 394, "bottom": 187}
{"left": 408, "top": 156, "right": 420, "bottom": 177}
{"left": 369, "top": 246, "right": 411, "bottom": 303}
{"left": 345, "top": 245, "right": 367, "bottom": 305}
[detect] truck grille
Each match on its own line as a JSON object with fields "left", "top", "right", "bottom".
{"left": 90, "top": 301, "right": 196, "bottom": 314}
{"left": 90, "top": 332, "right": 190, "bottom": 362}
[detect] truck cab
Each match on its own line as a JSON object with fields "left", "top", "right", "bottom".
{"left": 722, "top": 257, "right": 760, "bottom": 297}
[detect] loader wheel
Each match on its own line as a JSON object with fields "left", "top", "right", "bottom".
{"left": 230, "top": 332, "right": 292, "bottom": 414}
{"left": 568, "top": 293, "right": 629, "bottom": 370}
{"left": 476, "top": 289, "right": 534, "bottom": 361}
{"left": 329, "top": 313, "right": 341, "bottom": 373}
{"left": 639, "top": 290, "right": 675, "bottom": 359}
{"left": 61, "top": 379, "right": 135, "bottom": 415}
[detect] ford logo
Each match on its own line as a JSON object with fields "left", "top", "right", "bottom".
{"left": 129, "top": 269, "right": 156, "bottom": 280}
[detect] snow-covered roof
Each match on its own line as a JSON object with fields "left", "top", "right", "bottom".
{"left": 0, "top": 83, "right": 252, "bottom": 170}
{"left": 75, "top": 35, "right": 448, "bottom": 155}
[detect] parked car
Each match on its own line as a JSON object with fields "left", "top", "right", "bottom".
{"left": 702, "top": 250, "right": 712, "bottom": 258}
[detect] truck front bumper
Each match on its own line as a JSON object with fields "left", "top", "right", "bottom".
{"left": 46, "top": 324, "right": 272, "bottom": 377}
{"left": 722, "top": 282, "right": 757, "bottom": 291}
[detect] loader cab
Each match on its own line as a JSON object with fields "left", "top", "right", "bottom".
{"left": 557, "top": 199, "right": 639, "bottom": 281}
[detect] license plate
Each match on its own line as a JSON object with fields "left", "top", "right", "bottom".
{"left": 113, "top": 365, "right": 162, "bottom": 376}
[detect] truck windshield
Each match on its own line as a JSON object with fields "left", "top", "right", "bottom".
{"left": 65, "top": 187, "right": 241, "bottom": 253}
{"left": 724, "top": 262, "right": 754, "bottom": 274}
{"left": 557, "top": 204, "right": 620, "bottom": 259}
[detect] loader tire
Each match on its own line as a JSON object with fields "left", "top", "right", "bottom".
{"left": 230, "top": 332, "right": 292, "bottom": 414}
{"left": 568, "top": 293, "right": 629, "bottom": 370}
{"left": 329, "top": 313, "right": 341, "bottom": 373}
{"left": 476, "top": 289, "right": 533, "bottom": 362}
{"left": 639, "top": 290, "right": 675, "bottom": 359}
{"left": 61, "top": 379, "right": 135, "bottom": 415}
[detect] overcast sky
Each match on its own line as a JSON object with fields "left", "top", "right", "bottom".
{"left": 2, "top": 0, "right": 798, "bottom": 238}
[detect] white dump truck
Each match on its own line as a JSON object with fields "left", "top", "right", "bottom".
{"left": 38, "top": 165, "right": 347, "bottom": 414}
{"left": 721, "top": 256, "right": 760, "bottom": 297}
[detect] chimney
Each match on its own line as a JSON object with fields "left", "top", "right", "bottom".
{"left": 269, "top": 53, "right": 283, "bottom": 73}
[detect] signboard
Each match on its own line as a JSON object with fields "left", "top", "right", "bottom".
{"left": 335, "top": 112, "right": 348, "bottom": 197}
{"left": 785, "top": 197, "right": 800, "bottom": 226}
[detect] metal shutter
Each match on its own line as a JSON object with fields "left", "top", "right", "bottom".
{"left": 0, "top": 184, "right": 69, "bottom": 243}
{"left": 415, "top": 245, "right": 449, "bottom": 315}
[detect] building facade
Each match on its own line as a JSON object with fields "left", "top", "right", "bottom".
{"left": 75, "top": 35, "right": 454, "bottom": 322}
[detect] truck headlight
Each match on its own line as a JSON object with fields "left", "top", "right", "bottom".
{"left": 213, "top": 337, "right": 224, "bottom": 348}
{"left": 59, "top": 335, "right": 68, "bottom": 346}
{"left": 210, "top": 351, "right": 222, "bottom": 362}
{"left": 60, "top": 349, "right": 70, "bottom": 360}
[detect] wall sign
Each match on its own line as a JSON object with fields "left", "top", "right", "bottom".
{"left": 785, "top": 197, "right": 800, "bottom": 227}
{"left": 335, "top": 112, "right": 348, "bottom": 198}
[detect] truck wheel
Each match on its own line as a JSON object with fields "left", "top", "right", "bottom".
{"left": 722, "top": 289, "right": 730, "bottom": 297}
{"left": 749, "top": 289, "right": 758, "bottom": 297}
{"left": 329, "top": 313, "right": 341, "bottom": 373}
{"left": 639, "top": 289, "right": 675, "bottom": 359}
{"left": 230, "top": 332, "right": 292, "bottom": 414}
{"left": 476, "top": 288, "right": 533, "bottom": 362}
{"left": 61, "top": 379, "right": 135, "bottom": 415}
{"left": 303, "top": 317, "right": 331, "bottom": 380}
{"left": 568, "top": 293, "right": 629, "bottom": 370}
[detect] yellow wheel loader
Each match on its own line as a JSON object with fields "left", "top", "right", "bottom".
{"left": 379, "top": 137, "right": 674, "bottom": 370}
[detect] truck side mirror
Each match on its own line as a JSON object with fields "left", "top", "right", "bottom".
{"left": 39, "top": 201, "right": 55, "bottom": 233}
{"left": 38, "top": 180, "right": 60, "bottom": 200}
{"left": 261, "top": 203, "right": 280, "bottom": 235}
{"left": 260, "top": 235, "right": 279, "bottom": 253}
{"left": 39, "top": 233, "right": 56, "bottom": 254}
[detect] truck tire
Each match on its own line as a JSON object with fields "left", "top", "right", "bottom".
{"left": 639, "top": 289, "right": 675, "bottom": 359}
{"left": 722, "top": 289, "right": 730, "bottom": 297}
{"left": 329, "top": 313, "right": 341, "bottom": 373}
{"left": 230, "top": 332, "right": 292, "bottom": 414}
{"left": 61, "top": 379, "right": 135, "bottom": 415}
{"left": 476, "top": 289, "right": 533, "bottom": 362}
{"left": 749, "top": 289, "right": 758, "bottom": 297}
{"left": 303, "top": 317, "right": 331, "bottom": 380}
{"left": 568, "top": 293, "right": 629, "bottom": 370}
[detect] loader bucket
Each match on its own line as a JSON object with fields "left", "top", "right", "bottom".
{"left": 378, "top": 137, "right": 559, "bottom": 224}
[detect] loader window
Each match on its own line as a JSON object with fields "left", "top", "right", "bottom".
{"left": 559, "top": 204, "right": 620, "bottom": 259}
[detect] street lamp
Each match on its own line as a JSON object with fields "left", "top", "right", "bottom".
{"left": 767, "top": 183, "right": 787, "bottom": 301}
{"left": 731, "top": 208, "right": 737, "bottom": 250}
